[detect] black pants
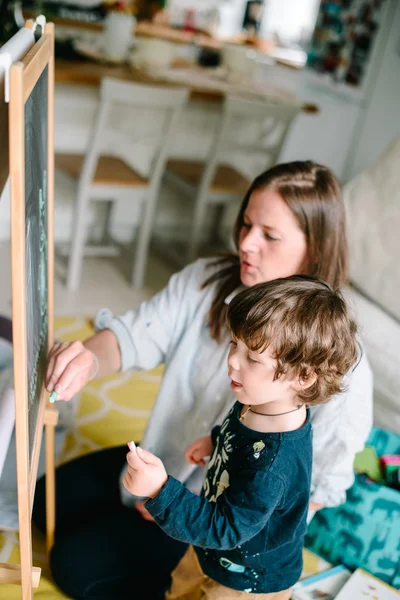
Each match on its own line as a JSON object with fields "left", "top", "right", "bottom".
{"left": 33, "top": 445, "right": 187, "bottom": 599}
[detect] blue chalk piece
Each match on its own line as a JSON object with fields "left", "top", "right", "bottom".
{"left": 49, "top": 391, "right": 58, "bottom": 403}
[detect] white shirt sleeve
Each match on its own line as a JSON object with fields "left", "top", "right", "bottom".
{"left": 310, "top": 349, "right": 373, "bottom": 507}
{"left": 94, "top": 260, "right": 206, "bottom": 372}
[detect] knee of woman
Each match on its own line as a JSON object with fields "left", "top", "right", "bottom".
{"left": 50, "top": 540, "right": 96, "bottom": 599}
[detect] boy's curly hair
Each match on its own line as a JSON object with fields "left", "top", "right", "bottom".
{"left": 227, "top": 275, "right": 359, "bottom": 406}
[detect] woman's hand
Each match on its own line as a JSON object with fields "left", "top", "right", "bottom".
{"left": 46, "top": 341, "right": 99, "bottom": 401}
{"left": 309, "top": 501, "right": 324, "bottom": 512}
{"left": 185, "top": 436, "right": 213, "bottom": 466}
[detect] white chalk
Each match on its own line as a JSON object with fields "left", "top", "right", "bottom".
{"left": 127, "top": 441, "right": 136, "bottom": 453}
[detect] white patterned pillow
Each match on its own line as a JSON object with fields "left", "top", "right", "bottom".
{"left": 348, "top": 287, "right": 400, "bottom": 435}
{"left": 344, "top": 136, "right": 400, "bottom": 322}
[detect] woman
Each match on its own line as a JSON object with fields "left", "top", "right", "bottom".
{"left": 33, "top": 161, "right": 373, "bottom": 599}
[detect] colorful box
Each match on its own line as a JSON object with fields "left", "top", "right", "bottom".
{"left": 306, "top": 428, "right": 400, "bottom": 588}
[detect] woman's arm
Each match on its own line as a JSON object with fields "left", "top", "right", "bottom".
{"left": 45, "top": 260, "right": 207, "bottom": 401}
{"left": 83, "top": 329, "right": 122, "bottom": 376}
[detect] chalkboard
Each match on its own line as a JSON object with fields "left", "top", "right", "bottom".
{"left": 25, "top": 66, "right": 48, "bottom": 459}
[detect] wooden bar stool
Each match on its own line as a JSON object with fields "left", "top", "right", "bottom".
{"left": 55, "top": 77, "right": 188, "bottom": 290}
{"left": 165, "top": 95, "right": 300, "bottom": 261}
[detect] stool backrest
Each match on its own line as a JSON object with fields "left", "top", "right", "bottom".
{"left": 79, "top": 77, "right": 189, "bottom": 193}
{"left": 200, "top": 95, "right": 301, "bottom": 198}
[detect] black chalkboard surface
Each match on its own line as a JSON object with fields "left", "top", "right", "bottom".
{"left": 24, "top": 66, "right": 48, "bottom": 459}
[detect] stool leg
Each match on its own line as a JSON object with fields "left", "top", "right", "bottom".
{"left": 67, "top": 187, "right": 90, "bottom": 291}
{"left": 208, "top": 204, "right": 225, "bottom": 247}
{"left": 132, "top": 188, "right": 155, "bottom": 289}
{"left": 100, "top": 200, "right": 113, "bottom": 245}
{"left": 187, "top": 184, "right": 209, "bottom": 262}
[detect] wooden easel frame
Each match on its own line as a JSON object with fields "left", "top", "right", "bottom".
{"left": 1, "top": 20, "right": 57, "bottom": 599}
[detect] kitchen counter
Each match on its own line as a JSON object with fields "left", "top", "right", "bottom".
{"left": 54, "top": 59, "right": 318, "bottom": 112}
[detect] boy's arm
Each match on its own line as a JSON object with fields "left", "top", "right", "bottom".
{"left": 145, "top": 470, "right": 283, "bottom": 551}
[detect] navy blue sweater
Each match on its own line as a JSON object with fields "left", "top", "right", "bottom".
{"left": 146, "top": 403, "right": 312, "bottom": 593}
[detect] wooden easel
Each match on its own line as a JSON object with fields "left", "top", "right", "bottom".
{"left": 0, "top": 19, "right": 57, "bottom": 599}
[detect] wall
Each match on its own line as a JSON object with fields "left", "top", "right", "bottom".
{"left": 344, "top": 0, "right": 400, "bottom": 181}
{"left": 261, "top": 0, "right": 320, "bottom": 45}
{"left": 260, "top": 64, "right": 362, "bottom": 178}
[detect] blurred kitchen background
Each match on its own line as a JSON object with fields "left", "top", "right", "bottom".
{"left": 0, "top": 0, "right": 399, "bottom": 307}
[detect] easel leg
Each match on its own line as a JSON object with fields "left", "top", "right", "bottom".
{"left": 44, "top": 408, "right": 58, "bottom": 552}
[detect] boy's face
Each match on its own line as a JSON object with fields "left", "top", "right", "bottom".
{"left": 227, "top": 337, "right": 299, "bottom": 406}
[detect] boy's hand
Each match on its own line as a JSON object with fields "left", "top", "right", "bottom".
{"left": 123, "top": 445, "right": 168, "bottom": 499}
{"left": 185, "top": 435, "right": 213, "bottom": 466}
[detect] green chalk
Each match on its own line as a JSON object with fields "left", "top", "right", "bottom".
{"left": 49, "top": 390, "right": 58, "bottom": 403}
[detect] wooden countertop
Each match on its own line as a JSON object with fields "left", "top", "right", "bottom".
{"left": 46, "top": 16, "right": 269, "bottom": 51}
{"left": 54, "top": 59, "right": 319, "bottom": 113}
{"left": 55, "top": 59, "right": 225, "bottom": 102}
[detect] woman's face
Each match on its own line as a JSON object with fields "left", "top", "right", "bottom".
{"left": 239, "top": 187, "right": 308, "bottom": 287}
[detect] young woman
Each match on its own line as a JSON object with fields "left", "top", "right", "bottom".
{"left": 33, "top": 161, "right": 373, "bottom": 599}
